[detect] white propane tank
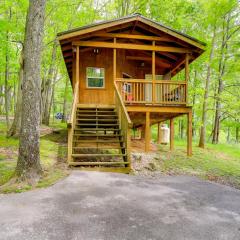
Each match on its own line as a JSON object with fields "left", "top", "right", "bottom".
{"left": 160, "top": 124, "right": 170, "bottom": 145}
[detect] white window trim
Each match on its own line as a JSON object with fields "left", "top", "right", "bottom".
{"left": 86, "top": 67, "right": 105, "bottom": 89}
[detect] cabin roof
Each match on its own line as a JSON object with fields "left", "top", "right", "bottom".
{"left": 57, "top": 14, "right": 205, "bottom": 48}
{"left": 57, "top": 14, "right": 206, "bottom": 81}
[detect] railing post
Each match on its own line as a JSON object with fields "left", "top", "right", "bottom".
{"left": 185, "top": 53, "right": 189, "bottom": 104}
{"left": 152, "top": 41, "right": 156, "bottom": 103}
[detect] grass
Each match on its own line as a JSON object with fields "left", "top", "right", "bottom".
{"left": 0, "top": 120, "right": 69, "bottom": 193}
{"left": 1, "top": 119, "right": 240, "bottom": 192}
{"left": 143, "top": 126, "right": 240, "bottom": 189}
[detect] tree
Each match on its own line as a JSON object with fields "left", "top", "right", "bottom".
{"left": 199, "top": 26, "right": 216, "bottom": 148}
{"left": 7, "top": 48, "right": 24, "bottom": 137}
{"left": 15, "top": 0, "right": 46, "bottom": 184}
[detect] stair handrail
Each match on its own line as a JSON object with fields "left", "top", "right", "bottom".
{"left": 68, "top": 80, "right": 79, "bottom": 128}
{"left": 114, "top": 81, "right": 132, "bottom": 127}
{"left": 67, "top": 80, "right": 79, "bottom": 163}
{"left": 114, "top": 81, "right": 132, "bottom": 168}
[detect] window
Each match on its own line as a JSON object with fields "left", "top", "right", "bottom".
{"left": 86, "top": 67, "right": 105, "bottom": 88}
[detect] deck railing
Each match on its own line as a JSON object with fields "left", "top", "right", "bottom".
{"left": 114, "top": 81, "right": 133, "bottom": 167}
{"left": 67, "top": 80, "right": 79, "bottom": 163}
{"left": 115, "top": 78, "right": 187, "bottom": 105}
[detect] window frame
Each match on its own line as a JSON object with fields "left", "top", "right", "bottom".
{"left": 86, "top": 67, "right": 105, "bottom": 89}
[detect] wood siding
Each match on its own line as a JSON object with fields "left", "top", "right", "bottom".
{"left": 77, "top": 48, "right": 165, "bottom": 104}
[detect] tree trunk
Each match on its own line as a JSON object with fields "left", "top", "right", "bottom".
{"left": 7, "top": 50, "right": 24, "bottom": 137}
{"left": 15, "top": 0, "right": 46, "bottom": 184}
{"left": 0, "top": 85, "right": 3, "bottom": 114}
{"left": 47, "top": 67, "right": 58, "bottom": 124}
{"left": 227, "top": 127, "right": 230, "bottom": 143}
{"left": 192, "top": 70, "right": 197, "bottom": 137}
{"left": 199, "top": 25, "right": 216, "bottom": 148}
{"left": 41, "top": 39, "right": 57, "bottom": 125}
{"left": 212, "top": 16, "right": 230, "bottom": 144}
{"left": 236, "top": 125, "right": 239, "bottom": 143}
{"left": 5, "top": 29, "right": 10, "bottom": 130}
{"left": 178, "top": 119, "right": 184, "bottom": 139}
{"left": 62, "top": 77, "right": 69, "bottom": 122}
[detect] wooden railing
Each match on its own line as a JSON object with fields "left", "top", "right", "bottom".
{"left": 67, "top": 80, "right": 79, "bottom": 163}
{"left": 115, "top": 78, "right": 187, "bottom": 105}
{"left": 114, "top": 81, "right": 133, "bottom": 167}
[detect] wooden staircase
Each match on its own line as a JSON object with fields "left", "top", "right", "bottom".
{"left": 68, "top": 106, "right": 131, "bottom": 173}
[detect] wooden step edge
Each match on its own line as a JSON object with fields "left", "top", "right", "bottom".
{"left": 72, "top": 154, "right": 127, "bottom": 157}
{"left": 76, "top": 119, "right": 118, "bottom": 121}
{"left": 75, "top": 124, "right": 119, "bottom": 126}
{"left": 74, "top": 128, "right": 121, "bottom": 131}
{"left": 76, "top": 112, "right": 118, "bottom": 117}
{"left": 73, "top": 140, "right": 124, "bottom": 143}
{"left": 69, "top": 167, "right": 131, "bottom": 174}
{"left": 73, "top": 134, "right": 123, "bottom": 137}
{"left": 69, "top": 161, "right": 130, "bottom": 166}
{"left": 72, "top": 146, "right": 125, "bottom": 149}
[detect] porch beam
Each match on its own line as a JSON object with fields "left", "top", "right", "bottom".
{"left": 126, "top": 56, "right": 171, "bottom": 68}
{"left": 73, "top": 41, "right": 192, "bottom": 53}
{"left": 127, "top": 106, "right": 191, "bottom": 113}
{"left": 93, "top": 33, "right": 174, "bottom": 42}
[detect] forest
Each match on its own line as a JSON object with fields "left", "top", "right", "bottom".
{"left": 0, "top": 0, "right": 240, "bottom": 190}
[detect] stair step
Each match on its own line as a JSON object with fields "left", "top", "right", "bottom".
{"left": 77, "top": 107, "right": 115, "bottom": 112}
{"left": 72, "top": 153, "right": 126, "bottom": 157}
{"left": 73, "top": 134, "right": 122, "bottom": 137}
{"left": 72, "top": 146, "right": 125, "bottom": 150}
{"left": 70, "top": 167, "right": 131, "bottom": 173}
{"left": 73, "top": 139, "right": 124, "bottom": 143}
{"left": 76, "top": 114, "right": 117, "bottom": 117}
{"left": 75, "top": 123, "right": 119, "bottom": 126}
{"left": 74, "top": 128, "right": 120, "bottom": 131}
{"left": 76, "top": 111, "right": 115, "bottom": 115}
{"left": 69, "top": 161, "right": 129, "bottom": 166}
{"left": 76, "top": 119, "right": 118, "bottom": 122}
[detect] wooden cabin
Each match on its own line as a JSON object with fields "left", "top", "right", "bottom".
{"left": 57, "top": 14, "right": 205, "bottom": 172}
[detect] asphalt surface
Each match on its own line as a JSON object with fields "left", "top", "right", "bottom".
{"left": 0, "top": 171, "right": 240, "bottom": 240}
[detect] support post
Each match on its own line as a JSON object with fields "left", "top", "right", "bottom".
{"left": 152, "top": 41, "right": 156, "bottom": 103}
{"left": 76, "top": 46, "right": 80, "bottom": 89}
{"left": 187, "top": 111, "right": 192, "bottom": 156}
{"left": 113, "top": 38, "right": 116, "bottom": 81}
{"left": 185, "top": 53, "right": 189, "bottom": 104}
{"left": 145, "top": 112, "right": 150, "bottom": 152}
{"left": 170, "top": 118, "right": 174, "bottom": 151}
{"left": 157, "top": 122, "right": 162, "bottom": 144}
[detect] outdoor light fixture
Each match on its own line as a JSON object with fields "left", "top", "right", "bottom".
{"left": 93, "top": 48, "right": 99, "bottom": 54}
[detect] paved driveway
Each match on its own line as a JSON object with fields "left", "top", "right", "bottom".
{"left": 0, "top": 171, "right": 240, "bottom": 240}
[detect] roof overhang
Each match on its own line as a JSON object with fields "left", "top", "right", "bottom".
{"left": 57, "top": 14, "right": 206, "bottom": 82}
